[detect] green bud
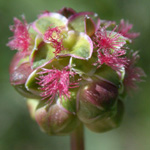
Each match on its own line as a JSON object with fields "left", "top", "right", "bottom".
{"left": 35, "top": 99, "right": 79, "bottom": 135}
{"left": 85, "top": 100, "right": 124, "bottom": 133}
{"left": 77, "top": 77, "right": 118, "bottom": 124}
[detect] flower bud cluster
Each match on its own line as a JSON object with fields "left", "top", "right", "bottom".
{"left": 8, "top": 7, "right": 145, "bottom": 135}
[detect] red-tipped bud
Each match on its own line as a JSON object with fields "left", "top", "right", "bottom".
{"left": 35, "top": 100, "right": 79, "bottom": 135}
{"left": 85, "top": 100, "right": 124, "bottom": 133}
{"left": 77, "top": 77, "right": 118, "bottom": 124}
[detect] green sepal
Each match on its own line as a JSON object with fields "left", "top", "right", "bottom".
{"left": 85, "top": 16, "right": 96, "bottom": 36}
{"left": 39, "top": 56, "right": 71, "bottom": 70}
{"left": 32, "top": 43, "right": 55, "bottom": 69}
{"left": 34, "top": 13, "right": 68, "bottom": 34}
{"left": 25, "top": 70, "right": 41, "bottom": 96}
{"left": 71, "top": 55, "right": 97, "bottom": 76}
{"left": 95, "top": 64, "right": 120, "bottom": 88}
{"left": 59, "top": 90, "right": 77, "bottom": 114}
{"left": 68, "top": 15, "right": 85, "bottom": 33}
{"left": 68, "top": 12, "right": 99, "bottom": 33}
{"left": 30, "top": 35, "right": 55, "bottom": 69}
{"left": 61, "top": 31, "right": 93, "bottom": 60}
{"left": 14, "top": 84, "right": 41, "bottom": 99}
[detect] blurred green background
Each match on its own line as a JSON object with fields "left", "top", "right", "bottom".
{"left": 0, "top": 0, "right": 150, "bottom": 150}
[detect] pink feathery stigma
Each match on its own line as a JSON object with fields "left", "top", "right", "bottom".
{"left": 44, "top": 26, "right": 65, "bottom": 55}
{"left": 97, "top": 49, "right": 128, "bottom": 73}
{"left": 93, "top": 26, "right": 126, "bottom": 51}
{"left": 124, "top": 51, "right": 146, "bottom": 91}
{"left": 7, "top": 17, "right": 30, "bottom": 53}
{"left": 93, "top": 26, "right": 127, "bottom": 73}
{"left": 37, "top": 67, "right": 78, "bottom": 103}
{"left": 118, "top": 19, "right": 140, "bottom": 39}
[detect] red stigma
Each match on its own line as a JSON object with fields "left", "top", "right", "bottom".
{"left": 93, "top": 26, "right": 126, "bottom": 51}
{"left": 37, "top": 66, "right": 78, "bottom": 103}
{"left": 124, "top": 52, "right": 146, "bottom": 91}
{"left": 7, "top": 17, "right": 30, "bottom": 53}
{"left": 118, "top": 19, "right": 140, "bottom": 39}
{"left": 93, "top": 26, "right": 128, "bottom": 73}
{"left": 44, "top": 26, "right": 65, "bottom": 56}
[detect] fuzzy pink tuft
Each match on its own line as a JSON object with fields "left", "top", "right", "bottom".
{"left": 124, "top": 52, "right": 146, "bottom": 91}
{"left": 44, "top": 26, "right": 65, "bottom": 55}
{"left": 37, "top": 66, "right": 78, "bottom": 103}
{"left": 93, "top": 26, "right": 126, "bottom": 51}
{"left": 96, "top": 49, "right": 128, "bottom": 73}
{"left": 93, "top": 26, "right": 128, "bottom": 73}
{"left": 7, "top": 17, "right": 30, "bottom": 52}
{"left": 118, "top": 19, "right": 140, "bottom": 39}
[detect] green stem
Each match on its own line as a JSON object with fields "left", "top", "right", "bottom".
{"left": 70, "top": 123, "right": 84, "bottom": 150}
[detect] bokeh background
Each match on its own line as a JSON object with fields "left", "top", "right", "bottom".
{"left": 0, "top": 0, "right": 150, "bottom": 150}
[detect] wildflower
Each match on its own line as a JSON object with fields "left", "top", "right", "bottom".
{"left": 118, "top": 19, "right": 140, "bottom": 39}
{"left": 8, "top": 8, "right": 145, "bottom": 136}
{"left": 7, "top": 17, "right": 30, "bottom": 53}
{"left": 37, "top": 66, "right": 78, "bottom": 103}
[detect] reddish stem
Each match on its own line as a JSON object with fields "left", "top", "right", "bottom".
{"left": 70, "top": 123, "right": 84, "bottom": 150}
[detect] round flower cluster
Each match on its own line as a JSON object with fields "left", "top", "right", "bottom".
{"left": 8, "top": 8, "right": 145, "bottom": 135}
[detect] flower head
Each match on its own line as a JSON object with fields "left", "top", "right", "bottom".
{"left": 8, "top": 8, "right": 145, "bottom": 135}
{"left": 118, "top": 19, "right": 140, "bottom": 39}
{"left": 7, "top": 17, "right": 30, "bottom": 53}
{"left": 37, "top": 66, "right": 78, "bottom": 103}
{"left": 44, "top": 26, "right": 65, "bottom": 56}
